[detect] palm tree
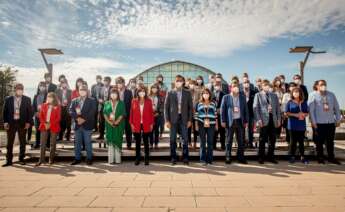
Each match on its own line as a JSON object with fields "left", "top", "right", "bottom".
{"left": 0, "top": 64, "right": 17, "bottom": 128}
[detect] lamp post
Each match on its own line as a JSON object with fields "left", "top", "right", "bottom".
{"left": 38, "top": 48, "right": 63, "bottom": 79}
{"left": 289, "top": 46, "right": 326, "bottom": 84}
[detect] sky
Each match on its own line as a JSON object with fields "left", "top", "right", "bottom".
{"left": 0, "top": 0, "right": 345, "bottom": 107}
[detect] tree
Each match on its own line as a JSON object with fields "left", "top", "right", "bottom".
{"left": 0, "top": 64, "right": 18, "bottom": 129}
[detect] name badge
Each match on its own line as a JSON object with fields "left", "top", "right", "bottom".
{"left": 323, "top": 103, "right": 329, "bottom": 111}
{"left": 268, "top": 104, "right": 272, "bottom": 112}
{"left": 14, "top": 108, "right": 20, "bottom": 120}
{"left": 234, "top": 106, "right": 239, "bottom": 113}
{"left": 76, "top": 107, "right": 81, "bottom": 115}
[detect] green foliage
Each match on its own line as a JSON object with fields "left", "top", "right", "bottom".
{"left": 0, "top": 65, "right": 17, "bottom": 128}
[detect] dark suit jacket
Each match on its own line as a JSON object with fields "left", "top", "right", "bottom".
{"left": 56, "top": 88, "right": 72, "bottom": 107}
{"left": 300, "top": 84, "right": 308, "bottom": 102}
{"left": 3, "top": 95, "right": 32, "bottom": 126}
{"left": 164, "top": 88, "right": 193, "bottom": 125}
{"left": 220, "top": 94, "right": 249, "bottom": 127}
{"left": 122, "top": 89, "right": 133, "bottom": 118}
{"left": 47, "top": 83, "right": 57, "bottom": 93}
{"left": 69, "top": 97, "right": 97, "bottom": 130}
{"left": 213, "top": 90, "right": 225, "bottom": 109}
{"left": 244, "top": 88, "right": 257, "bottom": 117}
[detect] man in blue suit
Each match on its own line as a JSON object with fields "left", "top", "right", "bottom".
{"left": 220, "top": 83, "right": 249, "bottom": 164}
{"left": 69, "top": 85, "right": 97, "bottom": 165}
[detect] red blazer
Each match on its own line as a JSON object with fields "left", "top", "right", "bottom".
{"left": 129, "top": 98, "right": 154, "bottom": 133}
{"left": 39, "top": 103, "right": 61, "bottom": 133}
{"left": 71, "top": 90, "right": 79, "bottom": 100}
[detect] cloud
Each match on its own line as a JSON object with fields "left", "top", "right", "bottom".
{"left": 69, "top": 0, "right": 345, "bottom": 57}
{"left": 309, "top": 50, "right": 345, "bottom": 67}
{"left": 9, "top": 57, "right": 135, "bottom": 98}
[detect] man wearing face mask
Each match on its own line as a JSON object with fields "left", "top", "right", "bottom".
{"left": 97, "top": 76, "right": 111, "bottom": 143}
{"left": 155, "top": 74, "right": 168, "bottom": 139}
{"left": 116, "top": 76, "right": 133, "bottom": 149}
{"left": 165, "top": 75, "right": 193, "bottom": 165}
{"left": 213, "top": 82, "right": 226, "bottom": 150}
{"left": 69, "top": 85, "right": 97, "bottom": 165}
{"left": 2, "top": 83, "right": 33, "bottom": 167}
{"left": 253, "top": 80, "right": 281, "bottom": 164}
{"left": 44, "top": 73, "right": 57, "bottom": 93}
{"left": 206, "top": 74, "right": 215, "bottom": 92}
{"left": 293, "top": 74, "right": 308, "bottom": 102}
{"left": 308, "top": 80, "right": 341, "bottom": 164}
{"left": 32, "top": 82, "right": 47, "bottom": 149}
{"left": 240, "top": 73, "right": 255, "bottom": 92}
{"left": 129, "top": 78, "right": 137, "bottom": 98}
{"left": 91, "top": 75, "right": 104, "bottom": 132}
{"left": 242, "top": 79, "right": 257, "bottom": 148}
{"left": 215, "top": 73, "right": 229, "bottom": 94}
{"left": 221, "top": 83, "right": 249, "bottom": 164}
{"left": 56, "top": 79, "right": 72, "bottom": 141}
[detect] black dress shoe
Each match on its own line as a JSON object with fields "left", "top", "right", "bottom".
{"left": 258, "top": 159, "right": 264, "bottom": 164}
{"left": 267, "top": 159, "right": 278, "bottom": 164}
{"left": 134, "top": 160, "right": 140, "bottom": 166}
{"left": 144, "top": 161, "right": 149, "bottom": 166}
{"left": 2, "top": 162, "right": 12, "bottom": 167}
{"left": 318, "top": 158, "right": 325, "bottom": 164}
{"left": 18, "top": 161, "right": 26, "bottom": 165}
{"left": 328, "top": 158, "right": 341, "bottom": 165}
{"left": 171, "top": 160, "right": 177, "bottom": 165}
{"left": 183, "top": 160, "right": 189, "bottom": 165}
{"left": 71, "top": 160, "right": 81, "bottom": 165}
{"left": 86, "top": 160, "right": 93, "bottom": 165}
{"left": 225, "top": 159, "right": 232, "bottom": 164}
{"left": 238, "top": 159, "right": 248, "bottom": 164}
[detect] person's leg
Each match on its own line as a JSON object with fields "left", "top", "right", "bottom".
{"left": 297, "top": 131, "right": 306, "bottom": 161}
{"left": 108, "top": 144, "right": 113, "bottom": 164}
{"left": 66, "top": 114, "right": 72, "bottom": 141}
{"left": 134, "top": 132, "right": 141, "bottom": 162}
{"left": 180, "top": 122, "right": 189, "bottom": 162}
{"left": 18, "top": 126, "right": 27, "bottom": 162}
{"left": 125, "top": 119, "right": 132, "bottom": 148}
{"left": 258, "top": 125, "right": 268, "bottom": 162}
{"left": 169, "top": 123, "right": 178, "bottom": 162}
{"left": 115, "top": 146, "right": 121, "bottom": 164}
{"left": 154, "top": 117, "right": 160, "bottom": 146}
{"left": 225, "top": 125, "right": 235, "bottom": 162}
{"left": 39, "top": 131, "right": 48, "bottom": 163}
{"left": 248, "top": 117, "right": 254, "bottom": 147}
{"left": 98, "top": 110, "right": 105, "bottom": 139}
{"left": 267, "top": 117, "right": 276, "bottom": 160}
{"left": 316, "top": 124, "right": 325, "bottom": 161}
{"left": 235, "top": 121, "right": 245, "bottom": 161}
{"left": 49, "top": 132, "right": 57, "bottom": 163}
{"left": 143, "top": 132, "right": 150, "bottom": 164}
{"left": 199, "top": 123, "right": 207, "bottom": 163}
{"left": 289, "top": 130, "right": 297, "bottom": 159}
{"left": 83, "top": 129, "right": 93, "bottom": 161}
{"left": 325, "top": 124, "right": 336, "bottom": 160}
{"left": 5, "top": 124, "right": 16, "bottom": 164}
{"left": 34, "top": 118, "right": 41, "bottom": 147}
{"left": 74, "top": 128, "right": 82, "bottom": 161}
{"left": 207, "top": 126, "right": 215, "bottom": 163}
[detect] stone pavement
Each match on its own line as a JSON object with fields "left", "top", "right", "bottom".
{"left": 0, "top": 161, "right": 344, "bottom": 212}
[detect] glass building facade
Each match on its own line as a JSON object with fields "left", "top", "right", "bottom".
{"left": 133, "top": 60, "right": 224, "bottom": 89}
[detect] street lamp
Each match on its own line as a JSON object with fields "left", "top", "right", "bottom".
{"left": 38, "top": 48, "right": 63, "bottom": 79}
{"left": 289, "top": 46, "right": 326, "bottom": 84}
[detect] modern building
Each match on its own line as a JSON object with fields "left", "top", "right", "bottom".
{"left": 132, "top": 60, "right": 226, "bottom": 89}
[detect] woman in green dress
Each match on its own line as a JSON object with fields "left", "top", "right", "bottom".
{"left": 103, "top": 88, "right": 126, "bottom": 164}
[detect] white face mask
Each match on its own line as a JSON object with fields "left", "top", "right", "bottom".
{"left": 130, "top": 82, "right": 136, "bottom": 88}
{"left": 202, "top": 94, "right": 210, "bottom": 100}
{"left": 175, "top": 82, "right": 183, "bottom": 88}
{"left": 117, "top": 83, "right": 124, "bottom": 89}
{"left": 79, "top": 90, "right": 87, "bottom": 97}
{"left": 96, "top": 79, "right": 102, "bottom": 83}
{"left": 157, "top": 78, "right": 163, "bottom": 82}
{"left": 138, "top": 80, "right": 143, "bottom": 84}
{"left": 215, "top": 86, "right": 221, "bottom": 91}
{"left": 47, "top": 97, "right": 53, "bottom": 104}
{"left": 16, "top": 89, "right": 23, "bottom": 96}
{"left": 294, "top": 79, "right": 301, "bottom": 85}
{"left": 197, "top": 80, "right": 203, "bottom": 85}
{"left": 39, "top": 86, "right": 46, "bottom": 92}
{"left": 189, "top": 84, "right": 195, "bottom": 89}
{"left": 243, "top": 77, "right": 248, "bottom": 82}
{"left": 243, "top": 83, "right": 250, "bottom": 88}
{"left": 110, "top": 93, "right": 118, "bottom": 100}
{"left": 138, "top": 92, "right": 146, "bottom": 98}
{"left": 232, "top": 87, "right": 239, "bottom": 94}
{"left": 77, "top": 82, "right": 83, "bottom": 88}
{"left": 45, "top": 77, "right": 51, "bottom": 82}
{"left": 280, "top": 79, "right": 285, "bottom": 83}
{"left": 319, "top": 85, "right": 327, "bottom": 92}
{"left": 151, "top": 88, "right": 158, "bottom": 93}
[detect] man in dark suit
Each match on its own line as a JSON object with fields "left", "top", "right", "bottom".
{"left": 56, "top": 79, "right": 72, "bottom": 141}
{"left": 165, "top": 75, "right": 193, "bottom": 165}
{"left": 242, "top": 79, "right": 257, "bottom": 148}
{"left": 115, "top": 76, "right": 133, "bottom": 149}
{"left": 213, "top": 82, "right": 226, "bottom": 150}
{"left": 69, "top": 85, "right": 97, "bottom": 165}
{"left": 97, "top": 76, "right": 111, "bottom": 142}
{"left": 44, "top": 72, "right": 57, "bottom": 93}
{"left": 293, "top": 74, "right": 308, "bottom": 102}
{"left": 91, "top": 75, "right": 103, "bottom": 132}
{"left": 2, "top": 83, "right": 32, "bottom": 166}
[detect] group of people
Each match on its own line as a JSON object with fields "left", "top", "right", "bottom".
{"left": 1, "top": 71, "right": 342, "bottom": 167}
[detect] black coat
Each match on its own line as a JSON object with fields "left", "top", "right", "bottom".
{"left": 3, "top": 95, "right": 32, "bottom": 126}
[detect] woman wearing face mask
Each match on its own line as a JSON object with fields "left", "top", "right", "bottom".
{"left": 129, "top": 86, "right": 154, "bottom": 165}
{"left": 273, "top": 77, "right": 284, "bottom": 139}
{"left": 72, "top": 78, "right": 84, "bottom": 100}
{"left": 103, "top": 88, "right": 126, "bottom": 164}
{"left": 285, "top": 88, "right": 309, "bottom": 164}
{"left": 191, "top": 76, "right": 204, "bottom": 148}
{"left": 187, "top": 80, "right": 198, "bottom": 148}
{"left": 36, "top": 92, "right": 61, "bottom": 166}
{"left": 32, "top": 82, "right": 47, "bottom": 149}
{"left": 195, "top": 88, "right": 217, "bottom": 165}
{"left": 148, "top": 84, "right": 163, "bottom": 149}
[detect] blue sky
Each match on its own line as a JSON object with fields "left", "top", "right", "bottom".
{"left": 0, "top": 0, "right": 345, "bottom": 108}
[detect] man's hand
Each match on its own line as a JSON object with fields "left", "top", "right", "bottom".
{"left": 221, "top": 122, "right": 226, "bottom": 128}
{"left": 187, "top": 121, "right": 192, "bottom": 128}
{"left": 312, "top": 123, "right": 318, "bottom": 129}
{"left": 257, "top": 120, "right": 263, "bottom": 128}
{"left": 244, "top": 123, "right": 248, "bottom": 128}
{"left": 150, "top": 125, "right": 153, "bottom": 131}
{"left": 25, "top": 123, "right": 30, "bottom": 129}
{"left": 3, "top": 123, "right": 9, "bottom": 131}
{"left": 45, "top": 123, "right": 50, "bottom": 130}
{"left": 166, "top": 121, "right": 171, "bottom": 129}
{"left": 77, "top": 117, "right": 86, "bottom": 125}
